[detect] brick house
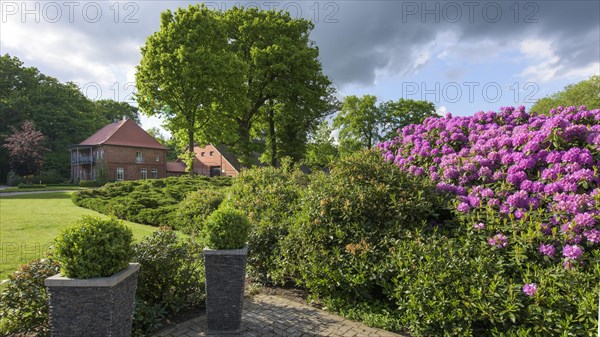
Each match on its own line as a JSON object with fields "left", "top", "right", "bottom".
{"left": 70, "top": 119, "right": 167, "bottom": 182}
{"left": 166, "top": 144, "right": 241, "bottom": 177}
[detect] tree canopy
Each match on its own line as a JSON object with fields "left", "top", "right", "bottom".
{"left": 0, "top": 54, "right": 139, "bottom": 182}
{"left": 334, "top": 95, "right": 437, "bottom": 153}
{"left": 531, "top": 75, "right": 600, "bottom": 113}
{"left": 136, "top": 6, "right": 336, "bottom": 169}
{"left": 136, "top": 5, "right": 246, "bottom": 174}
{"left": 2, "top": 120, "right": 48, "bottom": 180}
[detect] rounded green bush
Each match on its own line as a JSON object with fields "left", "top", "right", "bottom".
{"left": 202, "top": 207, "right": 251, "bottom": 250}
{"left": 54, "top": 216, "right": 133, "bottom": 278}
{"left": 173, "top": 189, "right": 224, "bottom": 234}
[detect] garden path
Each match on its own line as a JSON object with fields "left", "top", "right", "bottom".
{"left": 153, "top": 294, "right": 406, "bottom": 337}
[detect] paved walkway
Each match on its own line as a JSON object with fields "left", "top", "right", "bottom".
{"left": 153, "top": 294, "right": 405, "bottom": 337}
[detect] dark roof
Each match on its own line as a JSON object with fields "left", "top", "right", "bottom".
{"left": 166, "top": 161, "right": 187, "bottom": 173}
{"left": 79, "top": 119, "right": 167, "bottom": 150}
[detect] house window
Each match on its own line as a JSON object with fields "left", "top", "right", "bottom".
{"left": 201, "top": 152, "right": 205, "bottom": 157}
{"left": 151, "top": 168, "right": 158, "bottom": 179}
{"left": 210, "top": 166, "right": 221, "bottom": 177}
{"left": 141, "top": 168, "right": 147, "bottom": 180}
{"left": 209, "top": 151, "right": 214, "bottom": 156}
{"left": 135, "top": 151, "right": 143, "bottom": 163}
{"left": 155, "top": 155, "right": 160, "bottom": 162}
{"left": 117, "top": 167, "right": 124, "bottom": 181}
{"left": 96, "top": 149, "right": 103, "bottom": 160}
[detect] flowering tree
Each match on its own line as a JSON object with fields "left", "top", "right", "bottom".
{"left": 2, "top": 120, "right": 48, "bottom": 182}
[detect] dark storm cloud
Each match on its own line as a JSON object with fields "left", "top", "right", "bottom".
{"left": 310, "top": 0, "right": 600, "bottom": 86}
{"left": 3, "top": 0, "right": 598, "bottom": 89}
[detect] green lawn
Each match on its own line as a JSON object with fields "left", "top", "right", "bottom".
{"left": 0, "top": 185, "right": 88, "bottom": 193}
{"left": 0, "top": 192, "right": 158, "bottom": 280}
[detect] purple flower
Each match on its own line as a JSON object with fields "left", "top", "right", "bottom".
{"left": 538, "top": 244, "right": 555, "bottom": 257}
{"left": 574, "top": 212, "right": 596, "bottom": 228}
{"left": 562, "top": 244, "right": 583, "bottom": 260}
{"left": 457, "top": 202, "right": 470, "bottom": 213}
{"left": 522, "top": 283, "right": 537, "bottom": 296}
{"left": 474, "top": 222, "right": 485, "bottom": 230}
{"left": 584, "top": 229, "right": 600, "bottom": 243}
{"left": 488, "top": 233, "right": 508, "bottom": 248}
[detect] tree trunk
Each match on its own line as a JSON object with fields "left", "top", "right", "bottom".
{"left": 188, "top": 123, "right": 195, "bottom": 175}
{"left": 268, "top": 105, "right": 277, "bottom": 167}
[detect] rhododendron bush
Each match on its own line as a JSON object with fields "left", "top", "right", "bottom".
{"left": 379, "top": 105, "right": 600, "bottom": 269}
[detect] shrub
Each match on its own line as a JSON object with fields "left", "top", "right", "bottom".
{"left": 225, "top": 162, "right": 308, "bottom": 283}
{"left": 71, "top": 176, "right": 231, "bottom": 227}
{"left": 132, "top": 228, "right": 204, "bottom": 335}
{"left": 202, "top": 207, "right": 251, "bottom": 250}
{"left": 173, "top": 189, "right": 224, "bottom": 234}
{"left": 287, "top": 150, "right": 450, "bottom": 305}
{"left": 373, "top": 105, "right": 600, "bottom": 336}
{"left": 79, "top": 179, "right": 104, "bottom": 187}
{"left": 0, "top": 257, "right": 60, "bottom": 335}
{"left": 54, "top": 216, "right": 133, "bottom": 278}
{"left": 37, "top": 169, "right": 65, "bottom": 184}
{"left": 6, "top": 170, "right": 21, "bottom": 186}
{"left": 18, "top": 182, "right": 46, "bottom": 189}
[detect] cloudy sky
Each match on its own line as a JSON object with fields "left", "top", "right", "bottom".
{"left": 2, "top": 0, "right": 599, "bottom": 134}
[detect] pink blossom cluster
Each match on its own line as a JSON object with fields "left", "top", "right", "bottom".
{"left": 378, "top": 106, "right": 600, "bottom": 266}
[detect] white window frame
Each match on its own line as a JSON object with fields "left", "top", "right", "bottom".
{"left": 155, "top": 155, "right": 160, "bottom": 162}
{"left": 151, "top": 168, "right": 158, "bottom": 179}
{"left": 141, "top": 168, "right": 147, "bottom": 180}
{"left": 135, "top": 151, "right": 143, "bottom": 163}
{"left": 116, "top": 167, "right": 124, "bottom": 181}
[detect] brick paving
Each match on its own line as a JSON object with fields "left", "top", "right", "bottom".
{"left": 153, "top": 294, "right": 406, "bottom": 337}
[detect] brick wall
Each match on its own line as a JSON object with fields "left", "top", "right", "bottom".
{"left": 192, "top": 145, "right": 239, "bottom": 177}
{"left": 102, "top": 145, "right": 167, "bottom": 180}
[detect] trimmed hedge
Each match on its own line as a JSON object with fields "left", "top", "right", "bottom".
{"left": 72, "top": 176, "right": 232, "bottom": 227}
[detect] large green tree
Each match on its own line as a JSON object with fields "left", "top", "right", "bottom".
{"left": 94, "top": 99, "right": 140, "bottom": 124}
{"left": 136, "top": 5, "right": 246, "bottom": 174}
{"left": 380, "top": 98, "right": 437, "bottom": 140}
{"left": 531, "top": 75, "right": 600, "bottom": 113}
{"left": 334, "top": 95, "right": 382, "bottom": 150}
{"left": 223, "top": 7, "right": 336, "bottom": 167}
{"left": 304, "top": 120, "right": 339, "bottom": 170}
{"left": 0, "top": 54, "right": 108, "bottom": 181}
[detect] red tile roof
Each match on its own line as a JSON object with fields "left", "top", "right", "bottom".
{"left": 166, "top": 161, "right": 187, "bottom": 173}
{"left": 79, "top": 119, "right": 167, "bottom": 150}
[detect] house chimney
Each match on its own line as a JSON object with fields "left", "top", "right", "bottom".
{"left": 122, "top": 116, "right": 127, "bottom": 121}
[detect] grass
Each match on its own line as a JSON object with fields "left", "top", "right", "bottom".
{"left": 0, "top": 185, "right": 88, "bottom": 193}
{"left": 0, "top": 192, "right": 158, "bottom": 280}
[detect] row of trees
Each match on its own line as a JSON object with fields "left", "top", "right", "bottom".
{"left": 136, "top": 5, "right": 336, "bottom": 171}
{"left": 0, "top": 54, "right": 140, "bottom": 182}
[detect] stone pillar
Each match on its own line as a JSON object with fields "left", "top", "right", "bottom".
{"left": 203, "top": 246, "right": 247, "bottom": 334}
{"left": 45, "top": 263, "right": 140, "bottom": 337}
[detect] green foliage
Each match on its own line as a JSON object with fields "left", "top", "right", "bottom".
{"left": 93, "top": 99, "right": 140, "bottom": 124}
{"left": 334, "top": 95, "right": 382, "bottom": 150}
{"left": 72, "top": 176, "right": 232, "bottom": 227}
{"left": 0, "top": 54, "right": 133, "bottom": 182}
{"left": 79, "top": 179, "right": 104, "bottom": 187}
{"left": 132, "top": 228, "right": 204, "bottom": 334}
{"left": 202, "top": 207, "right": 251, "bottom": 250}
{"left": 0, "top": 257, "right": 60, "bottom": 336}
{"left": 334, "top": 95, "right": 437, "bottom": 151}
{"left": 18, "top": 182, "right": 46, "bottom": 189}
{"left": 531, "top": 75, "right": 600, "bottom": 113}
{"left": 136, "top": 4, "right": 246, "bottom": 173}
{"left": 287, "top": 150, "right": 449, "bottom": 303}
{"left": 37, "top": 169, "right": 66, "bottom": 184}
{"left": 54, "top": 216, "right": 133, "bottom": 278}
{"left": 379, "top": 98, "right": 437, "bottom": 140}
{"left": 304, "top": 120, "right": 339, "bottom": 170}
{"left": 6, "top": 170, "right": 21, "bottom": 186}
{"left": 172, "top": 189, "right": 224, "bottom": 235}
{"left": 225, "top": 163, "right": 308, "bottom": 282}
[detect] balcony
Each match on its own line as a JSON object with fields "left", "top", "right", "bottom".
{"left": 72, "top": 156, "right": 94, "bottom": 164}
